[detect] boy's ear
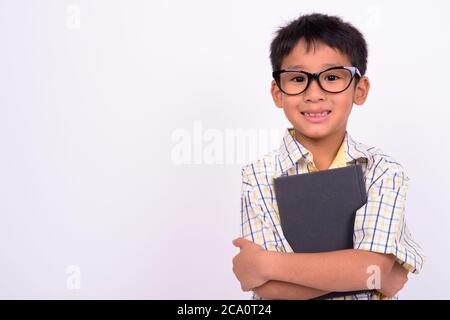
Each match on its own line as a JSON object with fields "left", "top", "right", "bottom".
{"left": 353, "top": 76, "right": 370, "bottom": 105}
{"left": 271, "top": 80, "right": 284, "bottom": 109}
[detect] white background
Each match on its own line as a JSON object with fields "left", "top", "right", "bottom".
{"left": 0, "top": 0, "right": 449, "bottom": 299}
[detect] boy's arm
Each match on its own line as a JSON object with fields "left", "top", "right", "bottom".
{"left": 254, "top": 280, "right": 330, "bottom": 300}
{"left": 253, "top": 260, "right": 408, "bottom": 300}
{"left": 265, "top": 249, "right": 395, "bottom": 292}
{"left": 233, "top": 239, "right": 396, "bottom": 293}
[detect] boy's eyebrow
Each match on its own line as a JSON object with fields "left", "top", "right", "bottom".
{"left": 285, "top": 63, "right": 342, "bottom": 70}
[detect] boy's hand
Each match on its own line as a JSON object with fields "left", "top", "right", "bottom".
{"left": 379, "top": 261, "right": 409, "bottom": 298}
{"left": 232, "top": 238, "right": 268, "bottom": 291}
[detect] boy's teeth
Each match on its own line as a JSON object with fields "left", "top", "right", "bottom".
{"left": 305, "top": 111, "right": 329, "bottom": 117}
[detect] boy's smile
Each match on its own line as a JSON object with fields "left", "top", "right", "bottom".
{"left": 301, "top": 110, "right": 332, "bottom": 123}
{"left": 271, "top": 38, "right": 370, "bottom": 143}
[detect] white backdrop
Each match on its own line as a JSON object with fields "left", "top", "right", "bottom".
{"left": 0, "top": 0, "right": 449, "bottom": 299}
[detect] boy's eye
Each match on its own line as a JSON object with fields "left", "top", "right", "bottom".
{"left": 325, "top": 74, "right": 340, "bottom": 81}
{"left": 291, "top": 76, "right": 305, "bottom": 82}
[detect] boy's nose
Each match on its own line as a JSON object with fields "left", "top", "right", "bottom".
{"left": 303, "top": 78, "right": 326, "bottom": 102}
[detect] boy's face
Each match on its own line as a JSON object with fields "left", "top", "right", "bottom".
{"left": 271, "top": 39, "right": 370, "bottom": 141}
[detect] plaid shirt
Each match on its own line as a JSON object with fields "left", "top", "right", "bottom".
{"left": 240, "top": 128, "right": 424, "bottom": 300}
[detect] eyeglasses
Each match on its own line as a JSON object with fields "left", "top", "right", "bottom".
{"left": 272, "top": 66, "right": 361, "bottom": 95}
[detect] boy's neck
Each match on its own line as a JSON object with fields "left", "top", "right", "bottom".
{"left": 292, "top": 129, "right": 346, "bottom": 171}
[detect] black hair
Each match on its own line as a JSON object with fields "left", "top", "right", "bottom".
{"left": 270, "top": 13, "right": 368, "bottom": 75}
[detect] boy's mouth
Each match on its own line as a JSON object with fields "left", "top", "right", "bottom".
{"left": 300, "top": 110, "right": 332, "bottom": 123}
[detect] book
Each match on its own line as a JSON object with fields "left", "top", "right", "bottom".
{"left": 273, "top": 164, "right": 373, "bottom": 299}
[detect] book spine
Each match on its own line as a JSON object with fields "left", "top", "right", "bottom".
{"left": 355, "top": 164, "right": 367, "bottom": 206}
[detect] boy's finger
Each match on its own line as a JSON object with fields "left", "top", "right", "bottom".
{"left": 233, "top": 237, "right": 250, "bottom": 248}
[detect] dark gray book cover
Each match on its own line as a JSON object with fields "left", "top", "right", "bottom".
{"left": 273, "top": 164, "right": 372, "bottom": 299}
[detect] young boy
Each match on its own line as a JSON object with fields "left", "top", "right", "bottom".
{"left": 231, "top": 13, "right": 424, "bottom": 300}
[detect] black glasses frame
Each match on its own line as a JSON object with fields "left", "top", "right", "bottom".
{"left": 272, "top": 66, "right": 362, "bottom": 95}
